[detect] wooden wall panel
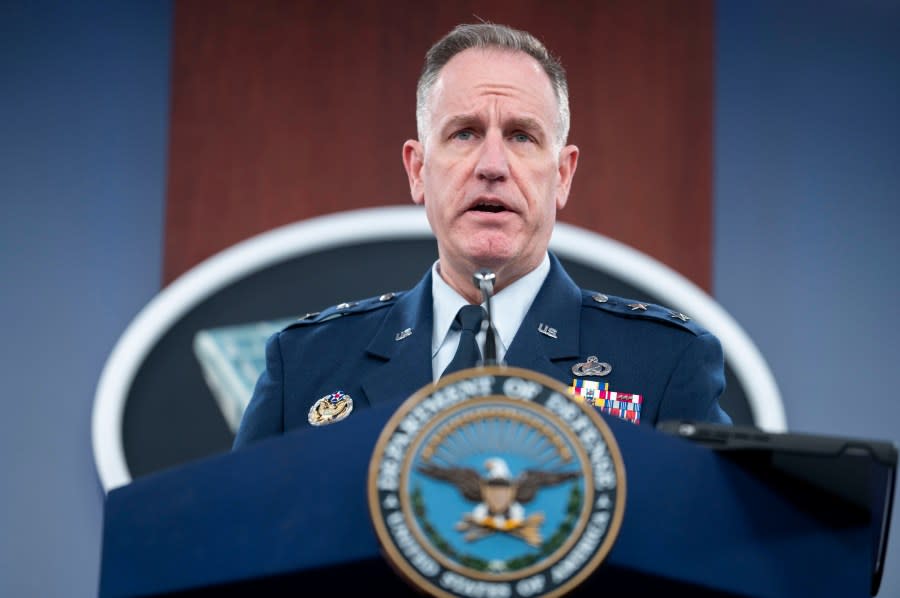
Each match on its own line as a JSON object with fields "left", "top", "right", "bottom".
{"left": 165, "top": 0, "right": 714, "bottom": 290}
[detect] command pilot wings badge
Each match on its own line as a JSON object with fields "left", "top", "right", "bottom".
{"left": 368, "top": 367, "right": 626, "bottom": 598}
{"left": 308, "top": 390, "right": 353, "bottom": 426}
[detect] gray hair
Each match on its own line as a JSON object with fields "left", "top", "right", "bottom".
{"left": 415, "top": 23, "right": 571, "bottom": 149}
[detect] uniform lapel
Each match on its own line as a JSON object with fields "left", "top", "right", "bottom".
{"left": 361, "top": 270, "right": 435, "bottom": 406}
{"left": 503, "top": 254, "right": 582, "bottom": 387}
{"left": 360, "top": 256, "right": 582, "bottom": 405}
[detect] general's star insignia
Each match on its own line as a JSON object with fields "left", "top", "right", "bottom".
{"left": 627, "top": 303, "right": 648, "bottom": 311}
{"left": 669, "top": 311, "right": 690, "bottom": 322}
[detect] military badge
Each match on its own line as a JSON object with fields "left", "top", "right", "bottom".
{"left": 569, "top": 379, "right": 643, "bottom": 425}
{"left": 570, "top": 379, "right": 606, "bottom": 403}
{"left": 368, "top": 367, "right": 626, "bottom": 597}
{"left": 594, "top": 391, "right": 642, "bottom": 424}
{"left": 307, "top": 390, "right": 353, "bottom": 426}
{"left": 571, "top": 356, "right": 611, "bottom": 377}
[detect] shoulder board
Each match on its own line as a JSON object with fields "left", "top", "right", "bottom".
{"left": 581, "top": 290, "right": 706, "bottom": 335}
{"left": 282, "top": 291, "right": 404, "bottom": 331}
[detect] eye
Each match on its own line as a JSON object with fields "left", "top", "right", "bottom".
{"left": 511, "top": 132, "right": 534, "bottom": 143}
{"left": 452, "top": 130, "right": 475, "bottom": 141}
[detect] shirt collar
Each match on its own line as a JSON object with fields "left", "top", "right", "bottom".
{"left": 431, "top": 253, "right": 551, "bottom": 358}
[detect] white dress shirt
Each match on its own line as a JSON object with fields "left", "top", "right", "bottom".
{"left": 431, "top": 254, "right": 551, "bottom": 381}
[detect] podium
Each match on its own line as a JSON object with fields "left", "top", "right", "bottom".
{"left": 98, "top": 398, "right": 893, "bottom": 597}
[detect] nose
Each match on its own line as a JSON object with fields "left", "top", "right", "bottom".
{"left": 474, "top": 131, "right": 509, "bottom": 182}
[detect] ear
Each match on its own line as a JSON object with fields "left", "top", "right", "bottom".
{"left": 555, "top": 144, "right": 579, "bottom": 210}
{"left": 402, "top": 140, "right": 425, "bottom": 205}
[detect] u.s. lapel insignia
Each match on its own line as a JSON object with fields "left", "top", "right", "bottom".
{"left": 538, "top": 322, "right": 558, "bottom": 338}
{"left": 395, "top": 327, "right": 413, "bottom": 341}
{"left": 308, "top": 390, "right": 354, "bottom": 426}
{"left": 572, "top": 356, "right": 612, "bottom": 377}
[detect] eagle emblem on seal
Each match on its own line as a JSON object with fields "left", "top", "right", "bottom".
{"left": 418, "top": 457, "right": 580, "bottom": 546}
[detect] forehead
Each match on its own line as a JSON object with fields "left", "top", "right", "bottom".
{"left": 428, "top": 48, "right": 558, "bottom": 127}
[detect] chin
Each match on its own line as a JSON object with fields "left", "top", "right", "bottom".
{"left": 461, "top": 236, "right": 517, "bottom": 267}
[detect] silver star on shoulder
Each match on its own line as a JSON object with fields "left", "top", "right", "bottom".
{"left": 628, "top": 303, "right": 648, "bottom": 311}
{"left": 669, "top": 311, "right": 691, "bottom": 322}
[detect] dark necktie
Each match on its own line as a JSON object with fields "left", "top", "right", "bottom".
{"left": 441, "top": 305, "right": 486, "bottom": 377}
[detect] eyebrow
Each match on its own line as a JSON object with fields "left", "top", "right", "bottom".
{"left": 440, "top": 114, "right": 548, "bottom": 140}
{"left": 440, "top": 114, "right": 481, "bottom": 135}
{"left": 506, "top": 117, "right": 546, "bottom": 138}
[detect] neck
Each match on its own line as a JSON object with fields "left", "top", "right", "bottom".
{"left": 437, "top": 255, "right": 541, "bottom": 304}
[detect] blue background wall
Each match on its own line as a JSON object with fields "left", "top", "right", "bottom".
{"left": 715, "top": 1, "right": 900, "bottom": 437}
{"left": 0, "top": 1, "right": 171, "bottom": 595}
{"left": 1, "top": 1, "right": 897, "bottom": 596}
{"left": 714, "top": 3, "right": 899, "bottom": 594}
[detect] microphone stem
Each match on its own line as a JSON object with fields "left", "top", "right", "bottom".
{"left": 474, "top": 270, "right": 498, "bottom": 366}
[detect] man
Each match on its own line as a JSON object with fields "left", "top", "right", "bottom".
{"left": 233, "top": 23, "right": 731, "bottom": 449}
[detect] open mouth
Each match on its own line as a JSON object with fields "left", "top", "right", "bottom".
{"left": 470, "top": 201, "right": 508, "bottom": 213}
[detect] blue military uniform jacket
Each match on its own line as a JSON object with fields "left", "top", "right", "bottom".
{"left": 233, "top": 254, "right": 731, "bottom": 449}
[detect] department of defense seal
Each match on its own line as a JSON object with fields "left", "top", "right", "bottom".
{"left": 368, "top": 367, "right": 626, "bottom": 598}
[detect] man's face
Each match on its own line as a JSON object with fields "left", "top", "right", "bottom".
{"left": 403, "top": 48, "right": 578, "bottom": 296}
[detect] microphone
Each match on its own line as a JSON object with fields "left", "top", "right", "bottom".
{"left": 473, "top": 269, "right": 499, "bottom": 366}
